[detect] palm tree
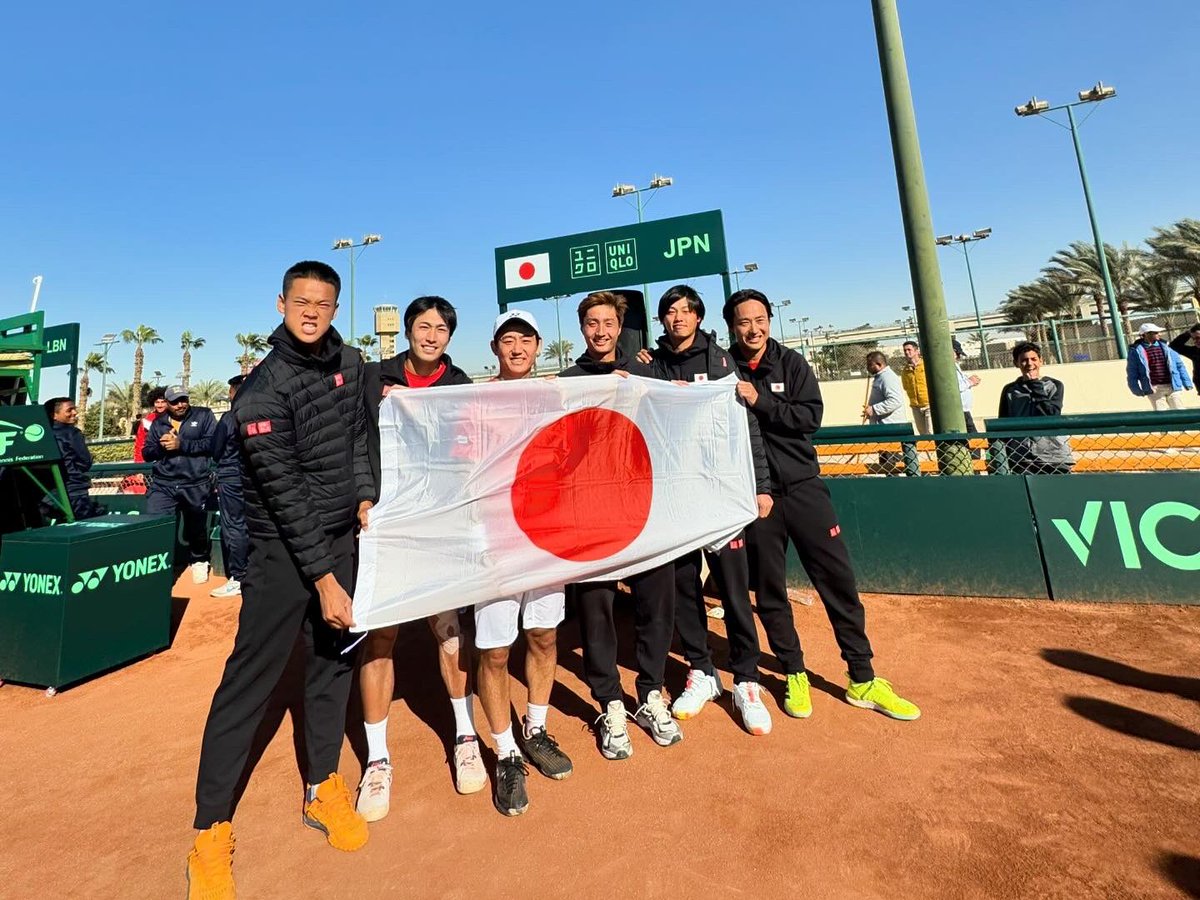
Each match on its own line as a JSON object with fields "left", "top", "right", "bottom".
{"left": 1044, "top": 241, "right": 1147, "bottom": 325}
{"left": 355, "top": 335, "right": 378, "bottom": 362}
{"left": 1002, "top": 277, "right": 1077, "bottom": 331}
{"left": 1146, "top": 218, "right": 1200, "bottom": 308}
{"left": 179, "top": 330, "right": 206, "bottom": 390}
{"left": 189, "top": 379, "right": 226, "bottom": 407}
{"left": 235, "top": 333, "right": 270, "bottom": 374}
{"left": 542, "top": 340, "right": 574, "bottom": 368}
{"left": 78, "top": 351, "right": 114, "bottom": 422}
{"left": 120, "top": 325, "right": 162, "bottom": 419}
{"left": 1133, "top": 272, "right": 1182, "bottom": 313}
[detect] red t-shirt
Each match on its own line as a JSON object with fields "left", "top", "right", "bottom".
{"left": 405, "top": 362, "right": 446, "bottom": 389}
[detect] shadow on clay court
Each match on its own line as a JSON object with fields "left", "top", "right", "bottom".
{"left": 1041, "top": 649, "right": 1200, "bottom": 702}
{"left": 168, "top": 595, "right": 192, "bottom": 648}
{"left": 1063, "top": 696, "right": 1200, "bottom": 752}
{"left": 1160, "top": 852, "right": 1200, "bottom": 899}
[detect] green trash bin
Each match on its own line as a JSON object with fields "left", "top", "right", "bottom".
{"left": 0, "top": 514, "right": 176, "bottom": 691}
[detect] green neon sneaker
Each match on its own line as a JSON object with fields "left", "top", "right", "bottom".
{"left": 845, "top": 677, "right": 920, "bottom": 721}
{"left": 783, "top": 672, "right": 812, "bottom": 719}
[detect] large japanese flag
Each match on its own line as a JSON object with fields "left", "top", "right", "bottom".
{"left": 352, "top": 375, "right": 757, "bottom": 630}
{"left": 503, "top": 252, "right": 551, "bottom": 289}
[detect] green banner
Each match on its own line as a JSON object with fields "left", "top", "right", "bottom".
{"left": 1027, "top": 473, "right": 1199, "bottom": 604}
{"left": 0, "top": 405, "right": 58, "bottom": 466}
{"left": 495, "top": 210, "right": 729, "bottom": 307}
{"left": 42, "top": 323, "right": 80, "bottom": 369}
{"left": 786, "top": 477, "right": 1049, "bottom": 599}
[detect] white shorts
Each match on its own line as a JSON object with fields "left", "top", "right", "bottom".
{"left": 474, "top": 586, "right": 566, "bottom": 650}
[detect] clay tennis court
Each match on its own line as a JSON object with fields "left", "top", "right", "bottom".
{"left": 1, "top": 577, "right": 1197, "bottom": 899}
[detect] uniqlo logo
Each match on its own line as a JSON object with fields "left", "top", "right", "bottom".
{"left": 246, "top": 420, "right": 273, "bottom": 436}
{"left": 728, "top": 537, "right": 745, "bottom": 551}
{"left": 334, "top": 373, "right": 344, "bottom": 387}
{"left": 829, "top": 525, "right": 841, "bottom": 538}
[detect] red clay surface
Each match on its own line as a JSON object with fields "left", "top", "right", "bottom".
{"left": 1, "top": 576, "right": 1197, "bottom": 899}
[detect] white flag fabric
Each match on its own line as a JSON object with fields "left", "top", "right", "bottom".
{"left": 502, "top": 252, "right": 551, "bottom": 289}
{"left": 352, "top": 374, "right": 757, "bottom": 631}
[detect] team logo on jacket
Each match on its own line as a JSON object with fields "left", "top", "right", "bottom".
{"left": 334, "top": 373, "right": 344, "bottom": 387}
{"left": 829, "top": 524, "right": 841, "bottom": 538}
{"left": 693, "top": 373, "right": 708, "bottom": 383}
{"left": 771, "top": 382, "right": 785, "bottom": 393}
{"left": 246, "top": 420, "right": 273, "bottom": 437}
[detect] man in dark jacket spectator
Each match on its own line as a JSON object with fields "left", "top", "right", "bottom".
{"left": 43, "top": 397, "right": 100, "bottom": 520}
{"left": 208, "top": 375, "right": 247, "bottom": 599}
{"left": 144, "top": 384, "right": 216, "bottom": 584}
{"left": 642, "top": 284, "right": 774, "bottom": 736}
{"left": 1169, "top": 323, "right": 1200, "bottom": 395}
{"left": 725, "top": 289, "right": 919, "bottom": 724}
{"left": 186, "top": 261, "right": 373, "bottom": 899}
{"left": 997, "top": 341, "right": 1073, "bottom": 474}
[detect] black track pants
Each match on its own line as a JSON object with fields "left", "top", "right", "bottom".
{"left": 147, "top": 479, "right": 210, "bottom": 563}
{"left": 216, "top": 480, "right": 248, "bottom": 581}
{"left": 194, "top": 529, "right": 358, "bottom": 829}
{"left": 746, "top": 478, "right": 875, "bottom": 683}
{"left": 573, "top": 560, "right": 676, "bottom": 709}
{"left": 672, "top": 535, "right": 761, "bottom": 684}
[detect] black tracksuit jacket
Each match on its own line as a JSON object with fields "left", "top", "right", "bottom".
{"left": 559, "top": 346, "right": 656, "bottom": 378}
{"left": 363, "top": 351, "right": 473, "bottom": 501}
{"left": 233, "top": 324, "right": 373, "bottom": 583}
{"left": 732, "top": 338, "right": 824, "bottom": 492}
{"left": 648, "top": 330, "right": 771, "bottom": 495}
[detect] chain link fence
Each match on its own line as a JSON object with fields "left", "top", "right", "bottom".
{"left": 815, "top": 412, "right": 1200, "bottom": 477}
{"left": 793, "top": 306, "right": 1200, "bottom": 380}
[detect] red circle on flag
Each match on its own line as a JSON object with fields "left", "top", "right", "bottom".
{"left": 511, "top": 408, "right": 652, "bottom": 561}
{"left": 518, "top": 261, "right": 536, "bottom": 280}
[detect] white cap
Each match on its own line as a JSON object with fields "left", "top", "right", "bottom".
{"left": 1138, "top": 322, "right": 1165, "bottom": 335}
{"left": 493, "top": 309, "right": 541, "bottom": 338}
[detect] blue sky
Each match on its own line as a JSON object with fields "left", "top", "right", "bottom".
{"left": 4, "top": 0, "right": 1198, "bottom": 393}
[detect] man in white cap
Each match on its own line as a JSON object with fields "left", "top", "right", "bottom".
{"left": 1126, "top": 323, "right": 1194, "bottom": 410}
{"left": 475, "top": 309, "right": 573, "bottom": 817}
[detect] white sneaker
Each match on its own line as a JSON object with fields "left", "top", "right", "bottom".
{"left": 671, "top": 669, "right": 721, "bottom": 720}
{"left": 190, "top": 562, "right": 210, "bottom": 584}
{"left": 210, "top": 579, "right": 241, "bottom": 598}
{"left": 733, "top": 681, "right": 773, "bottom": 736}
{"left": 595, "top": 700, "right": 633, "bottom": 761}
{"left": 356, "top": 759, "right": 392, "bottom": 822}
{"left": 634, "top": 690, "right": 683, "bottom": 747}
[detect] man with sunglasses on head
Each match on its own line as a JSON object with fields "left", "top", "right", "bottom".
{"left": 143, "top": 384, "right": 216, "bottom": 584}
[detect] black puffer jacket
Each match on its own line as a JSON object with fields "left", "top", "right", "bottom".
{"left": 733, "top": 338, "right": 824, "bottom": 491}
{"left": 649, "top": 330, "right": 771, "bottom": 495}
{"left": 235, "top": 324, "right": 373, "bottom": 582}
{"left": 363, "top": 351, "right": 473, "bottom": 501}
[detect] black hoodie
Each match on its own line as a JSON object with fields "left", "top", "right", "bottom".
{"left": 650, "top": 330, "right": 770, "bottom": 495}
{"left": 363, "top": 350, "right": 473, "bottom": 500}
{"left": 234, "top": 323, "right": 373, "bottom": 582}
{"left": 732, "top": 338, "right": 824, "bottom": 491}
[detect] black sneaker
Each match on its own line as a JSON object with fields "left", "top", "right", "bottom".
{"left": 520, "top": 720, "right": 574, "bottom": 780}
{"left": 494, "top": 751, "right": 529, "bottom": 817}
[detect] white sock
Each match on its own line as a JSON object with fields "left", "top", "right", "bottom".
{"left": 364, "top": 718, "right": 389, "bottom": 764}
{"left": 493, "top": 726, "right": 519, "bottom": 758}
{"left": 451, "top": 695, "right": 476, "bottom": 738}
{"left": 525, "top": 703, "right": 548, "bottom": 736}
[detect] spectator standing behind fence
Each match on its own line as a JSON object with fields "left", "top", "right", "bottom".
{"left": 900, "top": 341, "right": 932, "bottom": 434}
{"left": 998, "top": 342, "right": 1073, "bottom": 475}
{"left": 952, "top": 340, "right": 981, "bottom": 432}
{"left": 1126, "top": 322, "right": 1193, "bottom": 410}
{"left": 1168, "top": 323, "right": 1200, "bottom": 396}
{"left": 863, "top": 352, "right": 906, "bottom": 424}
